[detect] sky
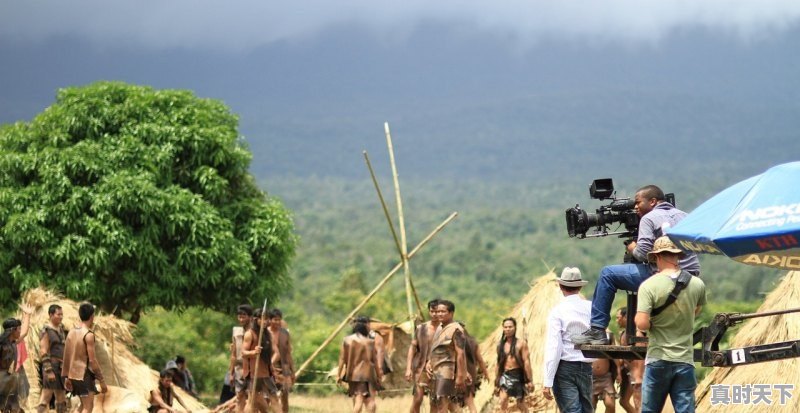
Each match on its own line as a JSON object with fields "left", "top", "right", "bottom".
{"left": 2, "top": 1, "right": 800, "bottom": 184}
{"left": 3, "top": 1, "right": 800, "bottom": 52}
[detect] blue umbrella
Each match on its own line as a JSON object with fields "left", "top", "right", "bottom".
{"left": 667, "top": 161, "right": 800, "bottom": 270}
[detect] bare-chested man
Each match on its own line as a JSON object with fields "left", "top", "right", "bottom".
{"left": 616, "top": 307, "right": 643, "bottom": 413}
{"left": 229, "top": 304, "right": 253, "bottom": 413}
{"left": 338, "top": 317, "right": 382, "bottom": 413}
{"left": 405, "top": 299, "right": 439, "bottom": 413}
{"left": 148, "top": 369, "right": 192, "bottom": 413}
{"left": 591, "top": 331, "right": 617, "bottom": 413}
{"left": 460, "top": 322, "right": 490, "bottom": 413}
{"left": 38, "top": 304, "right": 67, "bottom": 413}
{"left": 268, "top": 308, "right": 294, "bottom": 413}
{"left": 495, "top": 318, "right": 533, "bottom": 413}
{"left": 62, "top": 303, "right": 108, "bottom": 413}
{"left": 0, "top": 304, "right": 33, "bottom": 413}
{"left": 354, "top": 316, "right": 389, "bottom": 382}
{"left": 426, "top": 300, "right": 467, "bottom": 413}
{"left": 242, "top": 309, "right": 279, "bottom": 413}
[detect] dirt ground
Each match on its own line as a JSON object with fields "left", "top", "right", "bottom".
{"left": 287, "top": 393, "right": 663, "bottom": 413}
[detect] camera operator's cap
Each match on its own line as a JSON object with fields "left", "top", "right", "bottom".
{"left": 647, "top": 236, "right": 684, "bottom": 262}
{"left": 558, "top": 267, "right": 588, "bottom": 287}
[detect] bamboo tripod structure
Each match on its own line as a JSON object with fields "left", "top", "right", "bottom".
{"left": 294, "top": 122, "right": 458, "bottom": 378}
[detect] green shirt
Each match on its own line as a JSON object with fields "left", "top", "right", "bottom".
{"left": 638, "top": 270, "right": 707, "bottom": 365}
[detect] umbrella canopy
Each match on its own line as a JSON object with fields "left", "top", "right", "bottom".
{"left": 667, "top": 161, "right": 800, "bottom": 270}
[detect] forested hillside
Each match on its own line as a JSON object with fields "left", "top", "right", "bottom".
{"left": 261, "top": 175, "right": 786, "bottom": 385}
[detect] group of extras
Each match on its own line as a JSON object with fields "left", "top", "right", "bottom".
{"left": 0, "top": 303, "right": 296, "bottom": 413}
{"left": 337, "top": 185, "right": 707, "bottom": 413}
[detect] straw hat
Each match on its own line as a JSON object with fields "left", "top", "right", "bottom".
{"left": 647, "top": 236, "right": 684, "bottom": 262}
{"left": 558, "top": 267, "right": 588, "bottom": 287}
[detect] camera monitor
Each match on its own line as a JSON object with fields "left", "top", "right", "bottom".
{"left": 590, "top": 178, "right": 614, "bottom": 200}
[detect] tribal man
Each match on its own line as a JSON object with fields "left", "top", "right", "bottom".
{"left": 62, "top": 303, "right": 108, "bottom": 413}
{"left": 228, "top": 304, "right": 253, "bottom": 413}
{"left": 338, "top": 317, "right": 382, "bottom": 413}
{"left": 461, "top": 322, "right": 490, "bottom": 413}
{"left": 495, "top": 318, "right": 533, "bottom": 413}
{"left": 37, "top": 305, "right": 67, "bottom": 413}
{"left": 268, "top": 308, "right": 294, "bottom": 413}
{"left": 404, "top": 299, "right": 439, "bottom": 413}
{"left": 242, "top": 309, "right": 279, "bottom": 413}
{"left": 0, "top": 304, "right": 33, "bottom": 413}
{"left": 148, "top": 369, "right": 192, "bottom": 413}
{"left": 426, "top": 300, "right": 467, "bottom": 413}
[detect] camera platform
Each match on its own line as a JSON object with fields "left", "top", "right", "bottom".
{"left": 575, "top": 344, "right": 647, "bottom": 360}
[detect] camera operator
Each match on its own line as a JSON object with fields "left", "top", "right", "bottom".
{"left": 572, "top": 185, "right": 700, "bottom": 345}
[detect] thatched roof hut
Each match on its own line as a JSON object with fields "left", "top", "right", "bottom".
{"left": 695, "top": 271, "right": 800, "bottom": 412}
{"left": 475, "top": 271, "right": 565, "bottom": 413}
{"left": 18, "top": 288, "right": 208, "bottom": 412}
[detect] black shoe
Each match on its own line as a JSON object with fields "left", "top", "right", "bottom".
{"left": 571, "top": 328, "right": 609, "bottom": 345}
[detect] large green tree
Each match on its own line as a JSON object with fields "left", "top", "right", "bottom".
{"left": 0, "top": 82, "right": 296, "bottom": 321}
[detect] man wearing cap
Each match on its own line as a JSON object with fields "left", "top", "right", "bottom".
{"left": 542, "top": 267, "right": 594, "bottom": 413}
{"left": 635, "top": 236, "right": 705, "bottom": 413}
{"left": 574, "top": 185, "right": 700, "bottom": 345}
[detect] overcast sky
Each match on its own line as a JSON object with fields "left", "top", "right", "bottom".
{"left": 3, "top": 1, "right": 800, "bottom": 51}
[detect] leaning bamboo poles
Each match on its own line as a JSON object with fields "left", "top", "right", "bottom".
{"left": 384, "top": 122, "right": 419, "bottom": 336}
{"left": 294, "top": 212, "right": 458, "bottom": 378}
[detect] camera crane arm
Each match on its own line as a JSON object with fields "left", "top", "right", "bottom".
{"left": 578, "top": 307, "right": 800, "bottom": 367}
{"left": 693, "top": 307, "right": 800, "bottom": 367}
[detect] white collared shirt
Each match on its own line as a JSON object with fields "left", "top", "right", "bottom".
{"left": 543, "top": 294, "right": 594, "bottom": 387}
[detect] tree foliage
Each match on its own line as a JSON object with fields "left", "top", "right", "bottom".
{"left": 0, "top": 82, "right": 296, "bottom": 320}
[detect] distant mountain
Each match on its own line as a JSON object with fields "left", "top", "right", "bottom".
{"left": 2, "top": 24, "right": 798, "bottom": 185}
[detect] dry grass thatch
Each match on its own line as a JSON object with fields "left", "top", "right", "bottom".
{"left": 17, "top": 288, "right": 208, "bottom": 412}
{"left": 695, "top": 270, "right": 800, "bottom": 412}
{"left": 475, "top": 270, "right": 565, "bottom": 413}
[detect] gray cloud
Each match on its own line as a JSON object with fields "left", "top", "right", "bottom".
{"left": 2, "top": 0, "right": 800, "bottom": 51}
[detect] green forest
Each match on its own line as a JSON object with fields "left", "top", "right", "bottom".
{"left": 133, "top": 174, "right": 783, "bottom": 400}
{"left": 0, "top": 82, "right": 791, "bottom": 403}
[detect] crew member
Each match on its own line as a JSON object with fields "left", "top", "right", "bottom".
{"left": 573, "top": 185, "right": 700, "bottom": 345}
{"left": 543, "top": 267, "right": 594, "bottom": 413}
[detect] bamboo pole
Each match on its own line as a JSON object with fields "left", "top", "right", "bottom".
{"left": 294, "top": 211, "right": 458, "bottom": 378}
{"left": 363, "top": 150, "right": 425, "bottom": 321}
{"left": 362, "top": 151, "right": 403, "bottom": 260}
{"left": 384, "top": 122, "right": 417, "bottom": 334}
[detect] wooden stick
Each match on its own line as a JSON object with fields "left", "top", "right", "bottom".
{"left": 363, "top": 151, "right": 404, "bottom": 259}
{"left": 384, "top": 122, "right": 417, "bottom": 335}
{"left": 294, "top": 212, "right": 458, "bottom": 378}
{"left": 364, "top": 150, "right": 425, "bottom": 321}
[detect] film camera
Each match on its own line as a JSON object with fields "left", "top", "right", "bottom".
{"left": 565, "top": 178, "right": 675, "bottom": 241}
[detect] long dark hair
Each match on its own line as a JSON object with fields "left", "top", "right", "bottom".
{"left": 251, "top": 310, "right": 272, "bottom": 358}
{"left": 496, "top": 318, "right": 517, "bottom": 368}
{"left": 352, "top": 319, "right": 369, "bottom": 336}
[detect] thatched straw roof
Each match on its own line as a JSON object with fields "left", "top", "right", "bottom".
{"left": 18, "top": 288, "right": 208, "bottom": 412}
{"left": 695, "top": 271, "right": 800, "bottom": 412}
{"left": 475, "top": 271, "right": 565, "bottom": 413}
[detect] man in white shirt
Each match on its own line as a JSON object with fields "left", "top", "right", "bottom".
{"left": 542, "top": 267, "right": 594, "bottom": 413}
